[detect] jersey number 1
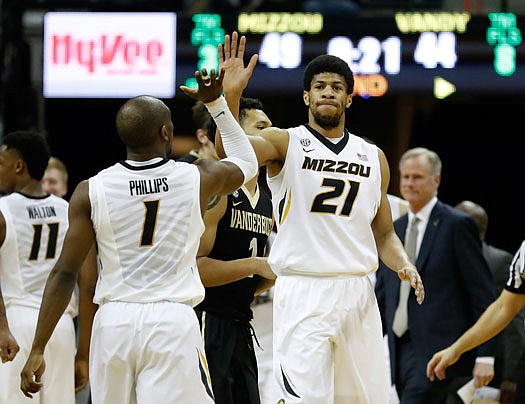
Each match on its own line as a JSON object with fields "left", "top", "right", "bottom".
{"left": 140, "top": 200, "right": 160, "bottom": 246}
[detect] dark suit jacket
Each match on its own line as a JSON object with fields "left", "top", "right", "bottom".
{"left": 375, "top": 200, "right": 498, "bottom": 386}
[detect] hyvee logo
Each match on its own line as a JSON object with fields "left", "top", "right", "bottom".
{"left": 51, "top": 35, "right": 164, "bottom": 73}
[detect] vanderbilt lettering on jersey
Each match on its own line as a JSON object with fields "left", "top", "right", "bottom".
{"left": 230, "top": 208, "right": 273, "bottom": 236}
{"left": 129, "top": 177, "right": 169, "bottom": 196}
{"left": 301, "top": 156, "right": 371, "bottom": 177}
{"left": 26, "top": 205, "right": 57, "bottom": 219}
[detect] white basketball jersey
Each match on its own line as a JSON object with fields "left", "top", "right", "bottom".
{"left": 267, "top": 125, "right": 382, "bottom": 276}
{"left": 89, "top": 158, "right": 205, "bottom": 306}
{"left": 0, "top": 192, "right": 77, "bottom": 316}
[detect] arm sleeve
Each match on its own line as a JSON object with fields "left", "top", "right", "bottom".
{"left": 205, "top": 96, "right": 258, "bottom": 183}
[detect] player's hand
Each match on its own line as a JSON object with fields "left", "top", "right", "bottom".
{"left": 20, "top": 351, "right": 45, "bottom": 398}
{"left": 180, "top": 67, "right": 225, "bottom": 103}
{"left": 75, "top": 356, "right": 89, "bottom": 392}
{"left": 254, "top": 257, "right": 277, "bottom": 280}
{"left": 397, "top": 266, "right": 425, "bottom": 304}
{"left": 426, "top": 346, "right": 460, "bottom": 382}
{"left": 219, "top": 31, "right": 258, "bottom": 96}
{"left": 472, "top": 361, "right": 494, "bottom": 389}
{"left": 0, "top": 329, "right": 20, "bottom": 363}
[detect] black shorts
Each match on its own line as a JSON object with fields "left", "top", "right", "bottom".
{"left": 195, "top": 309, "right": 261, "bottom": 404}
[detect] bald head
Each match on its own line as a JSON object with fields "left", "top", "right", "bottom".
{"left": 116, "top": 95, "right": 172, "bottom": 150}
{"left": 455, "top": 200, "right": 488, "bottom": 240}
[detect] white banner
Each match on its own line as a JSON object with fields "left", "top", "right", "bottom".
{"left": 43, "top": 12, "right": 176, "bottom": 98}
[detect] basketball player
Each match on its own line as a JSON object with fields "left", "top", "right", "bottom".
{"left": 195, "top": 96, "right": 275, "bottom": 404}
{"left": 0, "top": 131, "right": 81, "bottom": 404}
{"left": 20, "top": 69, "right": 258, "bottom": 403}
{"left": 214, "top": 32, "right": 425, "bottom": 403}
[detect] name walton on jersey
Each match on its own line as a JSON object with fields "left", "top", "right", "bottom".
{"left": 27, "top": 206, "right": 58, "bottom": 219}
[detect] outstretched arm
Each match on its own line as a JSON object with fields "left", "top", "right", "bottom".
{"left": 372, "top": 148, "right": 424, "bottom": 304}
{"left": 427, "top": 289, "right": 525, "bottom": 387}
{"left": 214, "top": 31, "right": 288, "bottom": 168}
{"left": 181, "top": 65, "right": 258, "bottom": 195}
{"left": 213, "top": 31, "right": 258, "bottom": 157}
{"left": 20, "top": 180, "right": 95, "bottom": 398}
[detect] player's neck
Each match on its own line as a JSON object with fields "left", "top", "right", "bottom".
{"left": 17, "top": 180, "right": 46, "bottom": 197}
{"left": 308, "top": 120, "right": 346, "bottom": 138}
{"left": 244, "top": 176, "right": 259, "bottom": 195}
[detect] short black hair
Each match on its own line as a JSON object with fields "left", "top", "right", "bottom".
{"left": 116, "top": 95, "right": 171, "bottom": 149}
{"left": 239, "top": 97, "right": 264, "bottom": 125}
{"left": 303, "top": 54, "right": 354, "bottom": 94}
{"left": 3, "top": 131, "right": 50, "bottom": 180}
{"left": 191, "top": 101, "right": 217, "bottom": 143}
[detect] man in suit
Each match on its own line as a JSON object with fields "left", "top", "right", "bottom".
{"left": 455, "top": 200, "right": 524, "bottom": 404}
{"left": 375, "top": 147, "right": 497, "bottom": 404}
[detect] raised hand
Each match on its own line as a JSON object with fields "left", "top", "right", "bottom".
{"left": 179, "top": 67, "right": 225, "bottom": 104}
{"left": 219, "top": 31, "right": 258, "bottom": 96}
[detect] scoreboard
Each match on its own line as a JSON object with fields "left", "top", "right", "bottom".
{"left": 40, "top": 9, "right": 524, "bottom": 99}
{"left": 179, "top": 12, "right": 524, "bottom": 98}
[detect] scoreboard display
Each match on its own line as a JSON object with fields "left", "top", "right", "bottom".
{"left": 178, "top": 11, "right": 524, "bottom": 98}
{"left": 41, "top": 9, "right": 524, "bottom": 99}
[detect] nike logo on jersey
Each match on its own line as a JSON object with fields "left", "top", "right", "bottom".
{"left": 303, "top": 148, "right": 315, "bottom": 153}
{"left": 232, "top": 201, "right": 243, "bottom": 207}
{"left": 213, "top": 111, "right": 225, "bottom": 118}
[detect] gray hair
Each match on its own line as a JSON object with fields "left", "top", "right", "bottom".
{"left": 399, "top": 147, "right": 442, "bottom": 176}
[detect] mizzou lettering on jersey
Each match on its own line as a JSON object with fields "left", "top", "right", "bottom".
{"left": 230, "top": 208, "right": 273, "bottom": 236}
{"left": 27, "top": 205, "right": 57, "bottom": 219}
{"left": 301, "top": 156, "right": 371, "bottom": 178}
{"left": 129, "top": 177, "right": 169, "bottom": 196}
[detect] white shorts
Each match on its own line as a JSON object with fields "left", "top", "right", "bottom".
{"left": 272, "top": 275, "right": 389, "bottom": 404}
{"left": 90, "top": 301, "right": 214, "bottom": 404}
{"left": 0, "top": 305, "right": 75, "bottom": 404}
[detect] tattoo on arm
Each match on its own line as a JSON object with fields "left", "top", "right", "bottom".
{"left": 207, "top": 195, "right": 221, "bottom": 210}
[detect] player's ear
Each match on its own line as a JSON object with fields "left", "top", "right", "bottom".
{"left": 303, "top": 90, "right": 310, "bottom": 106}
{"left": 160, "top": 124, "right": 170, "bottom": 142}
{"left": 346, "top": 94, "right": 353, "bottom": 108}
{"left": 195, "top": 129, "right": 209, "bottom": 145}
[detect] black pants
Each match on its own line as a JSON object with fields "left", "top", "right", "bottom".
{"left": 196, "top": 310, "right": 260, "bottom": 404}
{"left": 395, "top": 332, "right": 467, "bottom": 404}
{"left": 513, "top": 347, "right": 525, "bottom": 404}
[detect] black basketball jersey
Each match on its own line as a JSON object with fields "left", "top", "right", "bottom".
{"left": 196, "top": 185, "right": 273, "bottom": 321}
